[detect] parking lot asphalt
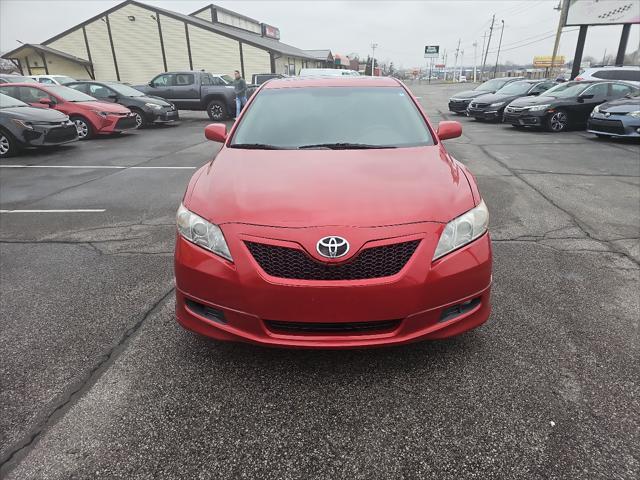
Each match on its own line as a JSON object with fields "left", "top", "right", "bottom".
{"left": 1, "top": 83, "right": 638, "bottom": 479}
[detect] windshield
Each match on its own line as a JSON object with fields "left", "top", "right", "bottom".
{"left": 2, "top": 76, "right": 37, "bottom": 83}
{"left": 542, "top": 82, "right": 590, "bottom": 98}
{"left": 0, "top": 92, "right": 28, "bottom": 108}
{"left": 496, "top": 81, "right": 534, "bottom": 95}
{"left": 476, "top": 78, "right": 510, "bottom": 91}
{"left": 106, "top": 83, "right": 145, "bottom": 97}
{"left": 231, "top": 86, "right": 434, "bottom": 149}
{"left": 46, "top": 85, "right": 97, "bottom": 102}
{"left": 220, "top": 75, "right": 234, "bottom": 84}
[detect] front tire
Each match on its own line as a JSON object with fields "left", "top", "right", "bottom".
{"left": 71, "top": 116, "right": 93, "bottom": 140}
{"left": 206, "top": 100, "right": 227, "bottom": 121}
{"left": 131, "top": 108, "right": 147, "bottom": 129}
{"left": 0, "top": 129, "right": 18, "bottom": 158}
{"left": 546, "top": 110, "right": 568, "bottom": 132}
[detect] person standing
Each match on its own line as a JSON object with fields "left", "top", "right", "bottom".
{"left": 233, "top": 70, "right": 247, "bottom": 118}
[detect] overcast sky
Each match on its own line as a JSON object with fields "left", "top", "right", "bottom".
{"left": 1, "top": 0, "right": 638, "bottom": 68}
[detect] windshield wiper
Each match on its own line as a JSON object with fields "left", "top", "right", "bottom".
{"left": 229, "top": 143, "right": 288, "bottom": 150}
{"left": 298, "top": 143, "right": 397, "bottom": 150}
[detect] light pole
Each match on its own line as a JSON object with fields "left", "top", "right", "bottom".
{"left": 473, "top": 42, "right": 478, "bottom": 82}
{"left": 493, "top": 19, "right": 505, "bottom": 77}
{"left": 371, "top": 43, "right": 378, "bottom": 76}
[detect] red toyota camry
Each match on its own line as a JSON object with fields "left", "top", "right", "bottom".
{"left": 175, "top": 76, "right": 492, "bottom": 348}
{"left": 0, "top": 83, "right": 136, "bottom": 140}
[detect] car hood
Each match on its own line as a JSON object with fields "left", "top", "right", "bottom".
{"left": 188, "top": 146, "right": 475, "bottom": 228}
{"left": 0, "top": 105, "right": 69, "bottom": 121}
{"left": 599, "top": 97, "right": 640, "bottom": 113}
{"left": 452, "top": 89, "right": 494, "bottom": 100}
{"left": 472, "top": 92, "right": 519, "bottom": 104}
{"left": 75, "top": 100, "right": 131, "bottom": 112}
{"left": 508, "top": 95, "right": 559, "bottom": 107}
{"left": 136, "top": 95, "right": 171, "bottom": 106}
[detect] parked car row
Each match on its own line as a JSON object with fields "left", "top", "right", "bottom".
{"left": 450, "top": 76, "right": 640, "bottom": 137}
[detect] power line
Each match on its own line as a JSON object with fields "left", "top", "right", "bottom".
{"left": 487, "top": 29, "right": 579, "bottom": 53}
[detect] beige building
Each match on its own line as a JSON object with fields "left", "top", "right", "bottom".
{"left": 2, "top": 1, "right": 319, "bottom": 84}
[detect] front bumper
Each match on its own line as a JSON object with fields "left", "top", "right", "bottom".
{"left": 17, "top": 123, "right": 78, "bottom": 146}
{"left": 147, "top": 107, "right": 179, "bottom": 123}
{"left": 467, "top": 106, "right": 502, "bottom": 120}
{"left": 503, "top": 108, "right": 544, "bottom": 126}
{"left": 95, "top": 112, "right": 137, "bottom": 134}
{"left": 175, "top": 222, "right": 493, "bottom": 348}
{"left": 449, "top": 99, "right": 471, "bottom": 113}
{"left": 587, "top": 115, "right": 640, "bottom": 138}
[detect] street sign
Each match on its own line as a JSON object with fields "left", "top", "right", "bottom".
{"left": 424, "top": 45, "right": 439, "bottom": 59}
{"left": 533, "top": 55, "right": 566, "bottom": 68}
{"left": 435, "top": 63, "right": 445, "bottom": 68}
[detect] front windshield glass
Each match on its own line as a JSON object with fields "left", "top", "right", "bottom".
{"left": 476, "top": 78, "right": 510, "bottom": 91}
{"left": 496, "top": 81, "right": 533, "bottom": 95}
{"left": 0, "top": 93, "right": 28, "bottom": 108}
{"left": 231, "top": 86, "right": 434, "bottom": 149}
{"left": 46, "top": 85, "right": 97, "bottom": 102}
{"left": 220, "top": 75, "right": 234, "bottom": 84}
{"left": 542, "top": 82, "right": 590, "bottom": 98}
{"left": 106, "top": 83, "right": 145, "bottom": 97}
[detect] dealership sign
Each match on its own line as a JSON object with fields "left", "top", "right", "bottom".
{"left": 533, "top": 55, "right": 566, "bottom": 68}
{"left": 424, "top": 45, "right": 439, "bottom": 59}
{"left": 262, "top": 24, "right": 281, "bottom": 39}
{"left": 565, "top": 0, "right": 639, "bottom": 26}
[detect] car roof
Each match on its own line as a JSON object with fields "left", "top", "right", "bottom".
{"left": 262, "top": 76, "right": 400, "bottom": 89}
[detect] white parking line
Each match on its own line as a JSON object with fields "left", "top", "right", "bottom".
{"left": 0, "top": 165, "right": 196, "bottom": 170}
{"left": 0, "top": 209, "right": 106, "bottom": 213}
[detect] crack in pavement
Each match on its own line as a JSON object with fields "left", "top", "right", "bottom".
{"left": 478, "top": 145, "right": 640, "bottom": 267}
{"left": 0, "top": 287, "right": 176, "bottom": 477}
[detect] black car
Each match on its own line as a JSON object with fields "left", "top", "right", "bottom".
{"left": 448, "top": 77, "right": 524, "bottom": 114}
{"left": 503, "top": 81, "right": 639, "bottom": 132}
{"left": 587, "top": 93, "right": 640, "bottom": 139}
{"left": 0, "top": 93, "right": 78, "bottom": 158}
{"left": 467, "top": 79, "right": 557, "bottom": 121}
{"left": 0, "top": 74, "right": 38, "bottom": 84}
{"left": 66, "top": 81, "right": 178, "bottom": 128}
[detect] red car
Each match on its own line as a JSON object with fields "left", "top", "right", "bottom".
{"left": 175, "top": 77, "right": 492, "bottom": 348}
{"left": 0, "top": 83, "right": 136, "bottom": 139}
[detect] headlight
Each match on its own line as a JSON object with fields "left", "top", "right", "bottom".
{"left": 433, "top": 200, "right": 489, "bottom": 261}
{"left": 12, "top": 119, "right": 34, "bottom": 129}
{"left": 593, "top": 104, "right": 601, "bottom": 113}
{"left": 627, "top": 110, "right": 640, "bottom": 118}
{"left": 176, "top": 204, "right": 232, "bottom": 261}
{"left": 489, "top": 102, "right": 505, "bottom": 107}
{"left": 145, "top": 102, "right": 163, "bottom": 110}
{"left": 527, "top": 104, "right": 550, "bottom": 112}
{"left": 92, "top": 110, "right": 108, "bottom": 117}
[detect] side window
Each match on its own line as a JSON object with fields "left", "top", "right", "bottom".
{"left": 38, "top": 78, "right": 55, "bottom": 84}
{"left": 211, "top": 76, "right": 225, "bottom": 86}
{"left": 68, "top": 83, "right": 88, "bottom": 94}
{"left": 583, "top": 83, "right": 608, "bottom": 98}
{"left": 17, "top": 86, "right": 51, "bottom": 103}
{"left": 617, "top": 70, "right": 640, "bottom": 82}
{"left": 530, "top": 83, "right": 547, "bottom": 94}
{"left": 88, "top": 84, "right": 112, "bottom": 99}
{"left": 592, "top": 70, "right": 608, "bottom": 79}
{"left": 175, "top": 73, "right": 194, "bottom": 86}
{"left": 611, "top": 83, "right": 633, "bottom": 97}
{"left": 152, "top": 74, "right": 174, "bottom": 87}
{"left": 201, "top": 74, "right": 212, "bottom": 86}
{"left": 0, "top": 86, "right": 18, "bottom": 98}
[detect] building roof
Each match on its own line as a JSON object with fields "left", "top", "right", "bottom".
{"left": 263, "top": 76, "right": 399, "bottom": 89}
{"left": 24, "top": 0, "right": 316, "bottom": 61}
{"left": 303, "top": 50, "right": 333, "bottom": 61}
{"left": 2, "top": 43, "right": 92, "bottom": 65}
{"left": 191, "top": 4, "right": 262, "bottom": 26}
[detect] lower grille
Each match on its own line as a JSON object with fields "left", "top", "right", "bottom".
{"left": 588, "top": 119, "right": 625, "bottom": 135}
{"left": 245, "top": 240, "right": 420, "bottom": 281}
{"left": 115, "top": 116, "right": 137, "bottom": 130}
{"left": 265, "top": 319, "right": 401, "bottom": 335}
{"left": 45, "top": 126, "right": 78, "bottom": 142}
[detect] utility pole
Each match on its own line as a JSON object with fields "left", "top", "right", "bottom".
{"left": 472, "top": 41, "right": 478, "bottom": 82}
{"left": 550, "top": 0, "right": 568, "bottom": 77}
{"left": 371, "top": 43, "right": 378, "bottom": 76}
{"left": 460, "top": 49, "right": 464, "bottom": 81}
{"left": 493, "top": 19, "right": 505, "bottom": 77}
{"left": 453, "top": 38, "right": 461, "bottom": 81}
{"left": 602, "top": 48, "right": 607, "bottom": 65}
{"left": 481, "top": 15, "right": 495, "bottom": 80}
{"left": 442, "top": 49, "right": 447, "bottom": 81}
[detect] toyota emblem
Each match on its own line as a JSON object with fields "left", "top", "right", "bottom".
{"left": 316, "top": 236, "right": 349, "bottom": 259}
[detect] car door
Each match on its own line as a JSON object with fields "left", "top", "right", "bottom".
{"left": 86, "top": 83, "right": 117, "bottom": 103}
{"left": 146, "top": 73, "right": 175, "bottom": 101}
{"left": 574, "top": 83, "right": 609, "bottom": 123}
{"left": 171, "top": 73, "right": 200, "bottom": 109}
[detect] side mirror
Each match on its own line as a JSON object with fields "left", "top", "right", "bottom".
{"left": 436, "top": 121, "right": 462, "bottom": 141}
{"left": 530, "top": 91, "right": 540, "bottom": 96}
{"left": 578, "top": 94, "right": 594, "bottom": 102}
{"left": 108, "top": 94, "right": 118, "bottom": 101}
{"left": 38, "top": 97, "right": 53, "bottom": 107}
{"left": 148, "top": 81, "right": 155, "bottom": 87}
{"left": 204, "top": 123, "right": 227, "bottom": 143}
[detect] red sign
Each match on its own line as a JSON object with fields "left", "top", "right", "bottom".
{"left": 435, "top": 64, "right": 445, "bottom": 68}
{"left": 262, "top": 24, "right": 280, "bottom": 40}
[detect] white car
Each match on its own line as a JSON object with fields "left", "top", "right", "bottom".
{"left": 299, "top": 68, "right": 360, "bottom": 77}
{"left": 575, "top": 66, "right": 639, "bottom": 87}
{"left": 31, "top": 75, "right": 76, "bottom": 85}
{"left": 458, "top": 75, "right": 467, "bottom": 83}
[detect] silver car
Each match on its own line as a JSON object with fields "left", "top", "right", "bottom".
{"left": 587, "top": 94, "right": 640, "bottom": 139}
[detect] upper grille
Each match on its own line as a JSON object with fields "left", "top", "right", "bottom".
{"left": 245, "top": 240, "right": 420, "bottom": 281}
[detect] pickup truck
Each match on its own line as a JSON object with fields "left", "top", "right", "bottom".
{"left": 134, "top": 71, "right": 253, "bottom": 120}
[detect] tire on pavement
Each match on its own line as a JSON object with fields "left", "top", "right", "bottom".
{"left": 0, "top": 128, "right": 18, "bottom": 158}
{"left": 70, "top": 116, "right": 93, "bottom": 140}
{"left": 206, "top": 100, "right": 227, "bottom": 121}
{"left": 545, "top": 110, "right": 568, "bottom": 133}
